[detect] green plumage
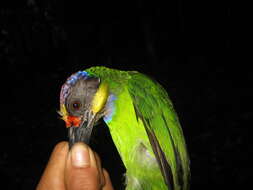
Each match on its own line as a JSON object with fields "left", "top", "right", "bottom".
{"left": 86, "top": 66, "right": 190, "bottom": 190}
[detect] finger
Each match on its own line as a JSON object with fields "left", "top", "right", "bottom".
{"left": 65, "top": 142, "right": 102, "bottom": 190}
{"left": 94, "top": 152, "right": 105, "bottom": 187}
{"left": 102, "top": 169, "right": 114, "bottom": 190}
{"left": 36, "top": 141, "right": 68, "bottom": 190}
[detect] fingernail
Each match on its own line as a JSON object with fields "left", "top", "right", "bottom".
{"left": 71, "top": 143, "right": 90, "bottom": 168}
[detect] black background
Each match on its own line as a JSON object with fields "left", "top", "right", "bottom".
{"left": 0, "top": 0, "right": 250, "bottom": 190}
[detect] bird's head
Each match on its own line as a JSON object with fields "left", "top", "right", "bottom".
{"left": 59, "top": 71, "right": 109, "bottom": 147}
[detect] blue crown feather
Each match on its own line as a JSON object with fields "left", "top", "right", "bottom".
{"left": 66, "top": 71, "right": 90, "bottom": 85}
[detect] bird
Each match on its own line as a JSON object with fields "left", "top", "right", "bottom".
{"left": 59, "top": 66, "right": 190, "bottom": 190}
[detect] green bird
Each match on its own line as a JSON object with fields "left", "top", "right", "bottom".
{"left": 59, "top": 66, "right": 190, "bottom": 190}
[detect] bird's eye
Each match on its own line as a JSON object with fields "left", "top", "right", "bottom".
{"left": 72, "top": 101, "right": 82, "bottom": 110}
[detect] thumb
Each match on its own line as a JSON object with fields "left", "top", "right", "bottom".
{"left": 65, "top": 143, "right": 104, "bottom": 190}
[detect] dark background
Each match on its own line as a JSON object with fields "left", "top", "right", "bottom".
{"left": 0, "top": 0, "right": 250, "bottom": 190}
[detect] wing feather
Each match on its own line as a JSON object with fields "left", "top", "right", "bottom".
{"left": 128, "top": 72, "right": 190, "bottom": 190}
{"left": 133, "top": 103, "right": 174, "bottom": 190}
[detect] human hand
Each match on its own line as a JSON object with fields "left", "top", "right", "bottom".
{"left": 36, "top": 141, "right": 114, "bottom": 190}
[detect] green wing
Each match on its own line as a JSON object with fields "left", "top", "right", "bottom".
{"left": 127, "top": 72, "right": 190, "bottom": 190}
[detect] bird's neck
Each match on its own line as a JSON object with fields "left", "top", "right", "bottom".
{"left": 103, "top": 93, "right": 117, "bottom": 123}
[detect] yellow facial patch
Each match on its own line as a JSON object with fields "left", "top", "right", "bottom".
{"left": 58, "top": 104, "right": 68, "bottom": 121}
{"left": 92, "top": 82, "right": 109, "bottom": 113}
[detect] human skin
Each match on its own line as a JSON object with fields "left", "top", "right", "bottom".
{"left": 36, "top": 141, "right": 114, "bottom": 190}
